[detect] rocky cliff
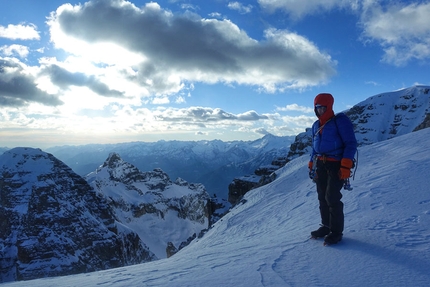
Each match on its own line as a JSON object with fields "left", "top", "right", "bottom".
{"left": 0, "top": 148, "right": 156, "bottom": 283}
{"left": 85, "top": 152, "right": 211, "bottom": 259}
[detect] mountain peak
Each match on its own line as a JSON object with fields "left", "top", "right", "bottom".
{"left": 85, "top": 154, "right": 210, "bottom": 259}
{"left": 105, "top": 152, "right": 123, "bottom": 167}
{"left": 0, "top": 148, "right": 156, "bottom": 282}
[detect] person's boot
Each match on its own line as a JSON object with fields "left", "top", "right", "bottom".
{"left": 310, "top": 225, "right": 330, "bottom": 238}
{"left": 324, "top": 232, "right": 343, "bottom": 245}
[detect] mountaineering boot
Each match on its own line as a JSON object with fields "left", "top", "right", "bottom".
{"left": 310, "top": 225, "right": 330, "bottom": 239}
{"left": 324, "top": 232, "right": 343, "bottom": 245}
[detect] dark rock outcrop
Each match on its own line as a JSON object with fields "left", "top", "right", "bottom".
{"left": 0, "top": 148, "right": 156, "bottom": 283}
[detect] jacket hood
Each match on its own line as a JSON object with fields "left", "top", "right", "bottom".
{"left": 314, "top": 93, "right": 335, "bottom": 123}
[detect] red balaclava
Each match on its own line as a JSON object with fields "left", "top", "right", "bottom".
{"left": 314, "top": 93, "right": 335, "bottom": 125}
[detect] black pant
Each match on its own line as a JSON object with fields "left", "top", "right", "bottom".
{"left": 315, "top": 160, "right": 345, "bottom": 234}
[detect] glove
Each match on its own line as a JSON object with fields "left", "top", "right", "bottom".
{"left": 308, "top": 161, "right": 316, "bottom": 180}
{"left": 339, "top": 158, "right": 353, "bottom": 179}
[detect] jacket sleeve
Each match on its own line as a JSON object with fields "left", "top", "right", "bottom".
{"left": 309, "top": 122, "right": 317, "bottom": 162}
{"left": 336, "top": 114, "right": 357, "bottom": 159}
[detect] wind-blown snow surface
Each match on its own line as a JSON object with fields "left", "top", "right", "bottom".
{"left": 4, "top": 128, "right": 430, "bottom": 287}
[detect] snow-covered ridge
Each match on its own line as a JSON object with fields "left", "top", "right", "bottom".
{"left": 349, "top": 85, "right": 429, "bottom": 144}
{"left": 85, "top": 152, "right": 210, "bottom": 259}
{"left": 286, "top": 85, "right": 430, "bottom": 160}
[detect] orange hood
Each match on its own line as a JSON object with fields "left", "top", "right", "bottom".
{"left": 314, "top": 93, "right": 335, "bottom": 124}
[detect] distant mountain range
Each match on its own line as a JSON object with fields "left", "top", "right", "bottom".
{"left": 45, "top": 134, "right": 295, "bottom": 199}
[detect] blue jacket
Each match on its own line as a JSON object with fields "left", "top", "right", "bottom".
{"left": 310, "top": 113, "right": 357, "bottom": 161}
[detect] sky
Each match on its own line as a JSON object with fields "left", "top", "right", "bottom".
{"left": 2, "top": 126, "right": 430, "bottom": 287}
{"left": 1, "top": 0, "right": 430, "bottom": 148}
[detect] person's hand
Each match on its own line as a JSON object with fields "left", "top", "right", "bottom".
{"left": 308, "top": 161, "right": 316, "bottom": 180}
{"left": 339, "top": 158, "right": 353, "bottom": 179}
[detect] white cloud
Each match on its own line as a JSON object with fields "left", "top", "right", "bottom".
{"left": 155, "top": 107, "right": 268, "bottom": 123}
{"left": 276, "top": 103, "right": 313, "bottom": 113}
{"left": 152, "top": 96, "right": 170, "bottom": 105}
{"left": 254, "top": 127, "right": 270, "bottom": 135}
{"left": 258, "top": 0, "right": 355, "bottom": 18}
{"left": 257, "top": 0, "right": 430, "bottom": 66}
{"left": 228, "top": 2, "right": 253, "bottom": 14}
{"left": 0, "top": 23, "right": 40, "bottom": 40}
{"left": 277, "top": 114, "right": 315, "bottom": 134}
{"left": 0, "top": 44, "right": 30, "bottom": 58}
{"left": 360, "top": 2, "right": 430, "bottom": 66}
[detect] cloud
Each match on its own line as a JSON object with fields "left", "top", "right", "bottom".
{"left": 360, "top": 2, "right": 430, "bottom": 66}
{"left": 228, "top": 2, "right": 253, "bottom": 14}
{"left": 365, "top": 81, "right": 380, "bottom": 86}
{"left": 46, "top": 0, "right": 336, "bottom": 95}
{"left": 0, "top": 24, "right": 40, "bottom": 40}
{"left": 238, "top": 110, "right": 269, "bottom": 121}
{"left": 258, "top": 0, "right": 355, "bottom": 19}
{"left": 42, "top": 64, "right": 124, "bottom": 98}
{"left": 0, "top": 44, "right": 30, "bottom": 58}
{"left": 0, "top": 58, "right": 63, "bottom": 107}
{"left": 257, "top": 0, "right": 430, "bottom": 66}
{"left": 255, "top": 128, "right": 270, "bottom": 135}
{"left": 276, "top": 103, "right": 313, "bottom": 113}
{"left": 155, "top": 107, "right": 268, "bottom": 123}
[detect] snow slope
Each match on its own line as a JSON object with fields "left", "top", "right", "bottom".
{"left": 3, "top": 128, "right": 430, "bottom": 287}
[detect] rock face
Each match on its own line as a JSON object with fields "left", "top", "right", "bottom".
{"left": 413, "top": 113, "right": 430, "bottom": 131}
{"left": 0, "top": 148, "right": 156, "bottom": 283}
{"left": 228, "top": 158, "right": 286, "bottom": 205}
{"left": 85, "top": 152, "right": 210, "bottom": 259}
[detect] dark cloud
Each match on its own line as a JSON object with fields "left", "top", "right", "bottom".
{"left": 43, "top": 64, "right": 124, "bottom": 97}
{"left": 255, "top": 128, "right": 270, "bottom": 135}
{"left": 0, "top": 58, "right": 63, "bottom": 107}
{"left": 56, "top": 2, "right": 241, "bottom": 72}
{"left": 51, "top": 0, "right": 336, "bottom": 91}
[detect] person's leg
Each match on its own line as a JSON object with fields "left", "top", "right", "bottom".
{"left": 311, "top": 161, "right": 330, "bottom": 238}
{"left": 323, "top": 162, "right": 345, "bottom": 244}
